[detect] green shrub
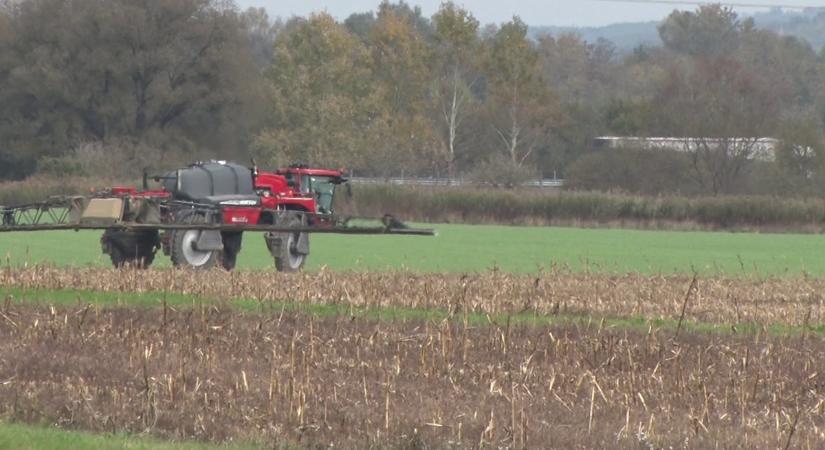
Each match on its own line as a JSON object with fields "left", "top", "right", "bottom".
{"left": 37, "top": 156, "right": 87, "bottom": 178}
{"left": 565, "top": 148, "right": 696, "bottom": 195}
{"left": 0, "top": 176, "right": 135, "bottom": 206}
{"left": 341, "top": 184, "right": 825, "bottom": 231}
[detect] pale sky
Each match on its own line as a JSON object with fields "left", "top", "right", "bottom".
{"left": 235, "top": 0, "right": 825, "bottom": 27}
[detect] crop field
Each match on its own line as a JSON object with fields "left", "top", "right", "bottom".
{"left": 3, "top": 301, "right": 825, "bottom": 449}
{"left": 2, "top": 223, "right": 825, "bottom": 274}
{"left": 1, "top": 267, "right": 825, "bottom": 448}
{"left": 2, "top": 224, "right": 825, "bottom": 448}
{"left": 4, "top": 267, "right": 825, "bottom": 329}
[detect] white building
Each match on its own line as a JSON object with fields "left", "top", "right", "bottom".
{"left": 592, "top": 136, "right": 780, "bottom": 162}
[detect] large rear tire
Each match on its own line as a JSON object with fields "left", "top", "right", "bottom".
{"left": 169, "top": 211, "right": 220, "bottom": 270}
{"left": 102, "top": 229, "right": 158, "bottom": 269}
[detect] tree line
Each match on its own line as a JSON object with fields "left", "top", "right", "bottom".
{"left": 2, "top": 0, "right": 825, "bottom": 196}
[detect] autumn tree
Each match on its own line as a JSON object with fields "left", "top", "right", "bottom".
{"left": 373, "top": 0, "right": 432, "bottom": 39}
{"left": 0, "top": 0, "right": 261, "bottom": 179}
{"left": 0, "top": 3, "right": 20, "bottom": 178}
{"left": 482, "top": 17, "right": 560, "bottom": 169}
{"left": 772, "top": 113, "right": 825, "bottom": 193}
{"left": 738, "top": 28, "right": 818, "bottom": 108}
{"left": 1, "top": 0, "right": 821, "bottom": 193}
{"left": 658, "top": 4, "right": 746, "bottom": 57}
{"left": 344, "top": 11, "right": 375, "bottom": 42}
{"left": 254, "top": 14, "right": 373, "bottom": 168}
{"left": 430, "top": 2, "right": 479, "bottom": 177}
{"left": 242, "top": 7, "right": 282, "bottom": 70}
{"left": 538, "top": 34, "right": 617, "bottom": 104}
{"left": 537, "top": 33, "right": 622, "bottom": 177}
{"left": 652, "top": 57, "right": 781, "bottom": 194}
{"left": 650, "top": 7, "right": 789, "bottom": 194}
{"left": 365, "top": 2, "right": 437, "bottom": 176}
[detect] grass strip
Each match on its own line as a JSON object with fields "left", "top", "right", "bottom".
{"left": 1, "top": 286, "right": 819, "bottom": 338}
{"left": 0, "top": 422, "right": 264, "bottom": 450}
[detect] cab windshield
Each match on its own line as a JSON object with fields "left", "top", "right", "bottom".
{"left": 308, "top": 176, "right": 337, "bottom": 214}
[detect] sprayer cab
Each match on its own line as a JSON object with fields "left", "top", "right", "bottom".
{"left": 254, "top": 165, "right": 348, "bottom": 215}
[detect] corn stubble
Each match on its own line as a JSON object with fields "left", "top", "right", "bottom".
{"left": 1, "top": 267, "right": 825, "bottom": 448}
{"left": 4, "top": 266, "right": 825, "bottom": 327}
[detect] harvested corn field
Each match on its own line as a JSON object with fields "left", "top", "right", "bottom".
{"left": 2, "top": 302, "right": 825, "bottom": 448}
{"left": 3, "top": 267, "right": 825, "bottom": 448}
{"left": 3, "top": 266, "right": 825, "bottom": 328}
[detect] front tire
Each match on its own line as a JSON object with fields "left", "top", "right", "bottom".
{"left": 266, "top": 214, "right": 308, "bottom": 272}
{"left": 220, "top": 232, "right": 242, "bottom": 270}
{"left": 169, "top": 211, "right": 220, "bottom": 269}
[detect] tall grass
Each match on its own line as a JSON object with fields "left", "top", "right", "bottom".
{"left": 0, "top": 177, "right": 119, "bottom": 206}
{"left": 342, "top": 184, "right": 825, "bottom": 231}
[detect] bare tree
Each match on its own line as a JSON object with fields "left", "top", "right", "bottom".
{"left": 431, "top": 2, "right": 479, "bottom": 177}
{"left": 654, "top": 56, "right": 782, "bottom": 194}
{"left": 483, "top": 17, "right": 559, "bottom": 169}
{"left": 683, "top": 137, "right": 764, "bottom": 194}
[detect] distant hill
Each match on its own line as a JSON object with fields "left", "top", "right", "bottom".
{"left": 531, "top": 8, "right": 825, "bottom": 52}
{"left": 530, "top": 22, "right": 659, "bottom": 50}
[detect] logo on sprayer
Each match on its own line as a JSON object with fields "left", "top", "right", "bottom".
{"left": 220, "top": 200, "right": 258, "bottom": 206}
{"left": 231, "top": 216, "right": 249, "bottom": 223}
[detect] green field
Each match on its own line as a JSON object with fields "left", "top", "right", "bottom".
{"left": 0, "top": 422, "right": 263, "bottom": 450}
{"left": 1, "top": 223, "right": 824, "bottom": 275}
